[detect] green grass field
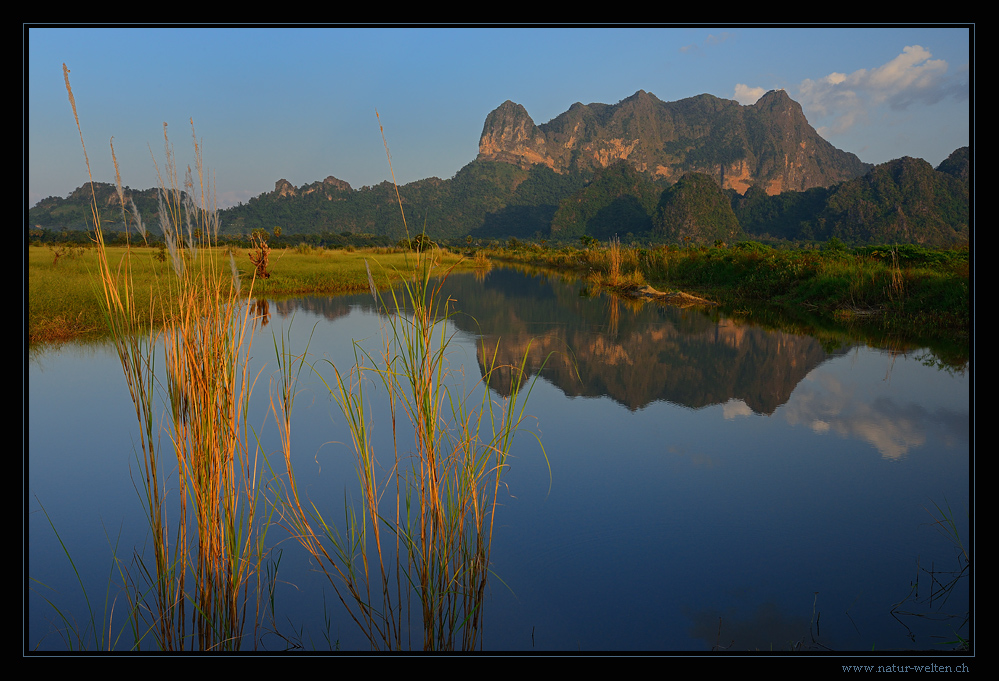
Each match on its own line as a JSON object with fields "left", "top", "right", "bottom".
{"left": 27, "top": 238, "right": 970, "bottom": 349}
{"left": 27, "top": 243, "right": 472, "bottom": 345}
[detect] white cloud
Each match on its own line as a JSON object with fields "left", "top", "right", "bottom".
{"left": 795, "top": 45, "right": 966, "bottom": 136}
{"left": 867, "top": 45, "right": 948, "bottom": 104}
{"left": 733, "top": 84, "right": 767, "bottom": 105}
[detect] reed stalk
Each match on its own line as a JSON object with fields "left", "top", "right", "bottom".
{"left": 59, "top": 65, "right": 272, "bottom": 651}
{"left": 271, "top": 118, "right": 546, "bottom": 651}
{"left": 608, "top": 235, "right": 621, "bottom": 285}
{"left": 273, "top": 249, "right": 543, "bottom": 650}
{"left": 887, "top": 247, "right": 906, "bottom": 302}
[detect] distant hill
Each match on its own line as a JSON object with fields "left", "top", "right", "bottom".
{"left": 733, "top": 147, "right": 970, "bottom": 246}
{"left": 28, "top": 183, "right": 170, "bottom": 233}
{"left": 653, "top": 172, "right": 741, "bottom": 244}
{"left": 548, "top": 162, "right": 660, "bottom": 240}
{"left": 29, "top": 93, "right": 968, "bottom": 248}
{"left": 217, "top": 161, "right": 587, "bottom": 242}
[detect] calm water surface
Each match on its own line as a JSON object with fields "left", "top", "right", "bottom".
{"left": 27, "top": 267, "right": 971, "bottom": 652}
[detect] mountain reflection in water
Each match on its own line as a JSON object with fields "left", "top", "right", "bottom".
{"left": 274, "top": 267, "right": 846, "bottom": 415}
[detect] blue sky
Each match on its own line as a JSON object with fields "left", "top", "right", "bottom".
{"left": 27, "top": 26, "right": 972, "bottom": 208}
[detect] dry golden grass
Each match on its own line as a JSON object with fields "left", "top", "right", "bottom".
{"left": 61, "top": 64, "right": 272, "bottom": 651}
{"left": 46, "top": 63, "right": 544, "bottom": 653}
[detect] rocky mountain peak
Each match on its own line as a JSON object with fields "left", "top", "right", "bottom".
{"left": 476, "top": 90, "right": 872, "bottom": 195}
{"left": 323, "top": 175, "right": 352, "bottom": 191}
{"left": 754, "top": 88, "right": 793, "bottom": 106}
{"left": 477, "top": 100, "right": 550, "bottom": 170}
{"left": 274, "top": 178, "right": 296, "bottom": 197}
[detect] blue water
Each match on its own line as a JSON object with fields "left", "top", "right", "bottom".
{"left": 26, "top": 268, "right": 971, "bottom": 652}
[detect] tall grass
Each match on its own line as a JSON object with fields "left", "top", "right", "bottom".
{"left": 48, "top": 66, "right": 544, "bottom": 652}
{"left": 60, "top": 64, "right": 273, "bottom": 651}
{"left": 607, "top": 235, "right": 621, "bottom": 285}
{"left": 496, "top": 240, "right": 968, "bottom": 327}
{"left": 273, "top": 249, "right": 543, "bottom": 651}
{"left": 271, "top": 120, "right": 546, "bottom": 650}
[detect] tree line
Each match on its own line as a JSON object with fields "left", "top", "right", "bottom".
{"left": 29, "top": 147, "right": 969, "bottom": 249}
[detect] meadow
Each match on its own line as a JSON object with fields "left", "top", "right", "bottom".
{"left": 27, "top": 243, "right": 473, "bottom": 346}
{"left": 28, "top": 237, "right": 970, "bottom": 350}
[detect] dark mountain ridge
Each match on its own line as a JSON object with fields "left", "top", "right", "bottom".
{"left": 733, "top": 148, "right": 970, "bottom": 245}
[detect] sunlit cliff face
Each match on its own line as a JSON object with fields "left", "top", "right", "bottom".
{"left": 476, "top": 90, "right": 871, "bottom": 196}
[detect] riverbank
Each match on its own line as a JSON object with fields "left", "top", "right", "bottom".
{"left": 27, "top": 239, "right": 971, "bottom": 364}
{"left": 26, "top": 243, "right": 472, "bottom": 345}
{"left": 490, "top": 239, "right": 967, "bottom": 331}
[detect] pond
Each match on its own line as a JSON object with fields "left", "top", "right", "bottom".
{"left": 26, "top": 266, "right": 971, "bottom": 653}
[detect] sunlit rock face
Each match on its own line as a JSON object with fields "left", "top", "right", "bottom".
{"left": 478, "top": 89, "right": 872, "bottom": 195}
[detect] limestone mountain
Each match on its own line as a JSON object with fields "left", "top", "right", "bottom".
{"left": 33, "top": 93, "right": 966, "bottom": 248}
{"left": 477, "top": 89, "right": 872, "bottom": 195}
{"left": 270, "top": 175, "right": 354, "bottom": 198}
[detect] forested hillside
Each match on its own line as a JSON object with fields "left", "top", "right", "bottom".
{"left": 29, "top": 87, "right": 969, "bottom": 248}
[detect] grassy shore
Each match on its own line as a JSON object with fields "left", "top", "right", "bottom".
{"left": 485, "top": 240, "right": 971, "bottom": 345}
{"left": 29, "top": 238, "right": 970, "bottom": 356}
{"left": 27, "top": 243, "right": 472, "bottom": 345}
